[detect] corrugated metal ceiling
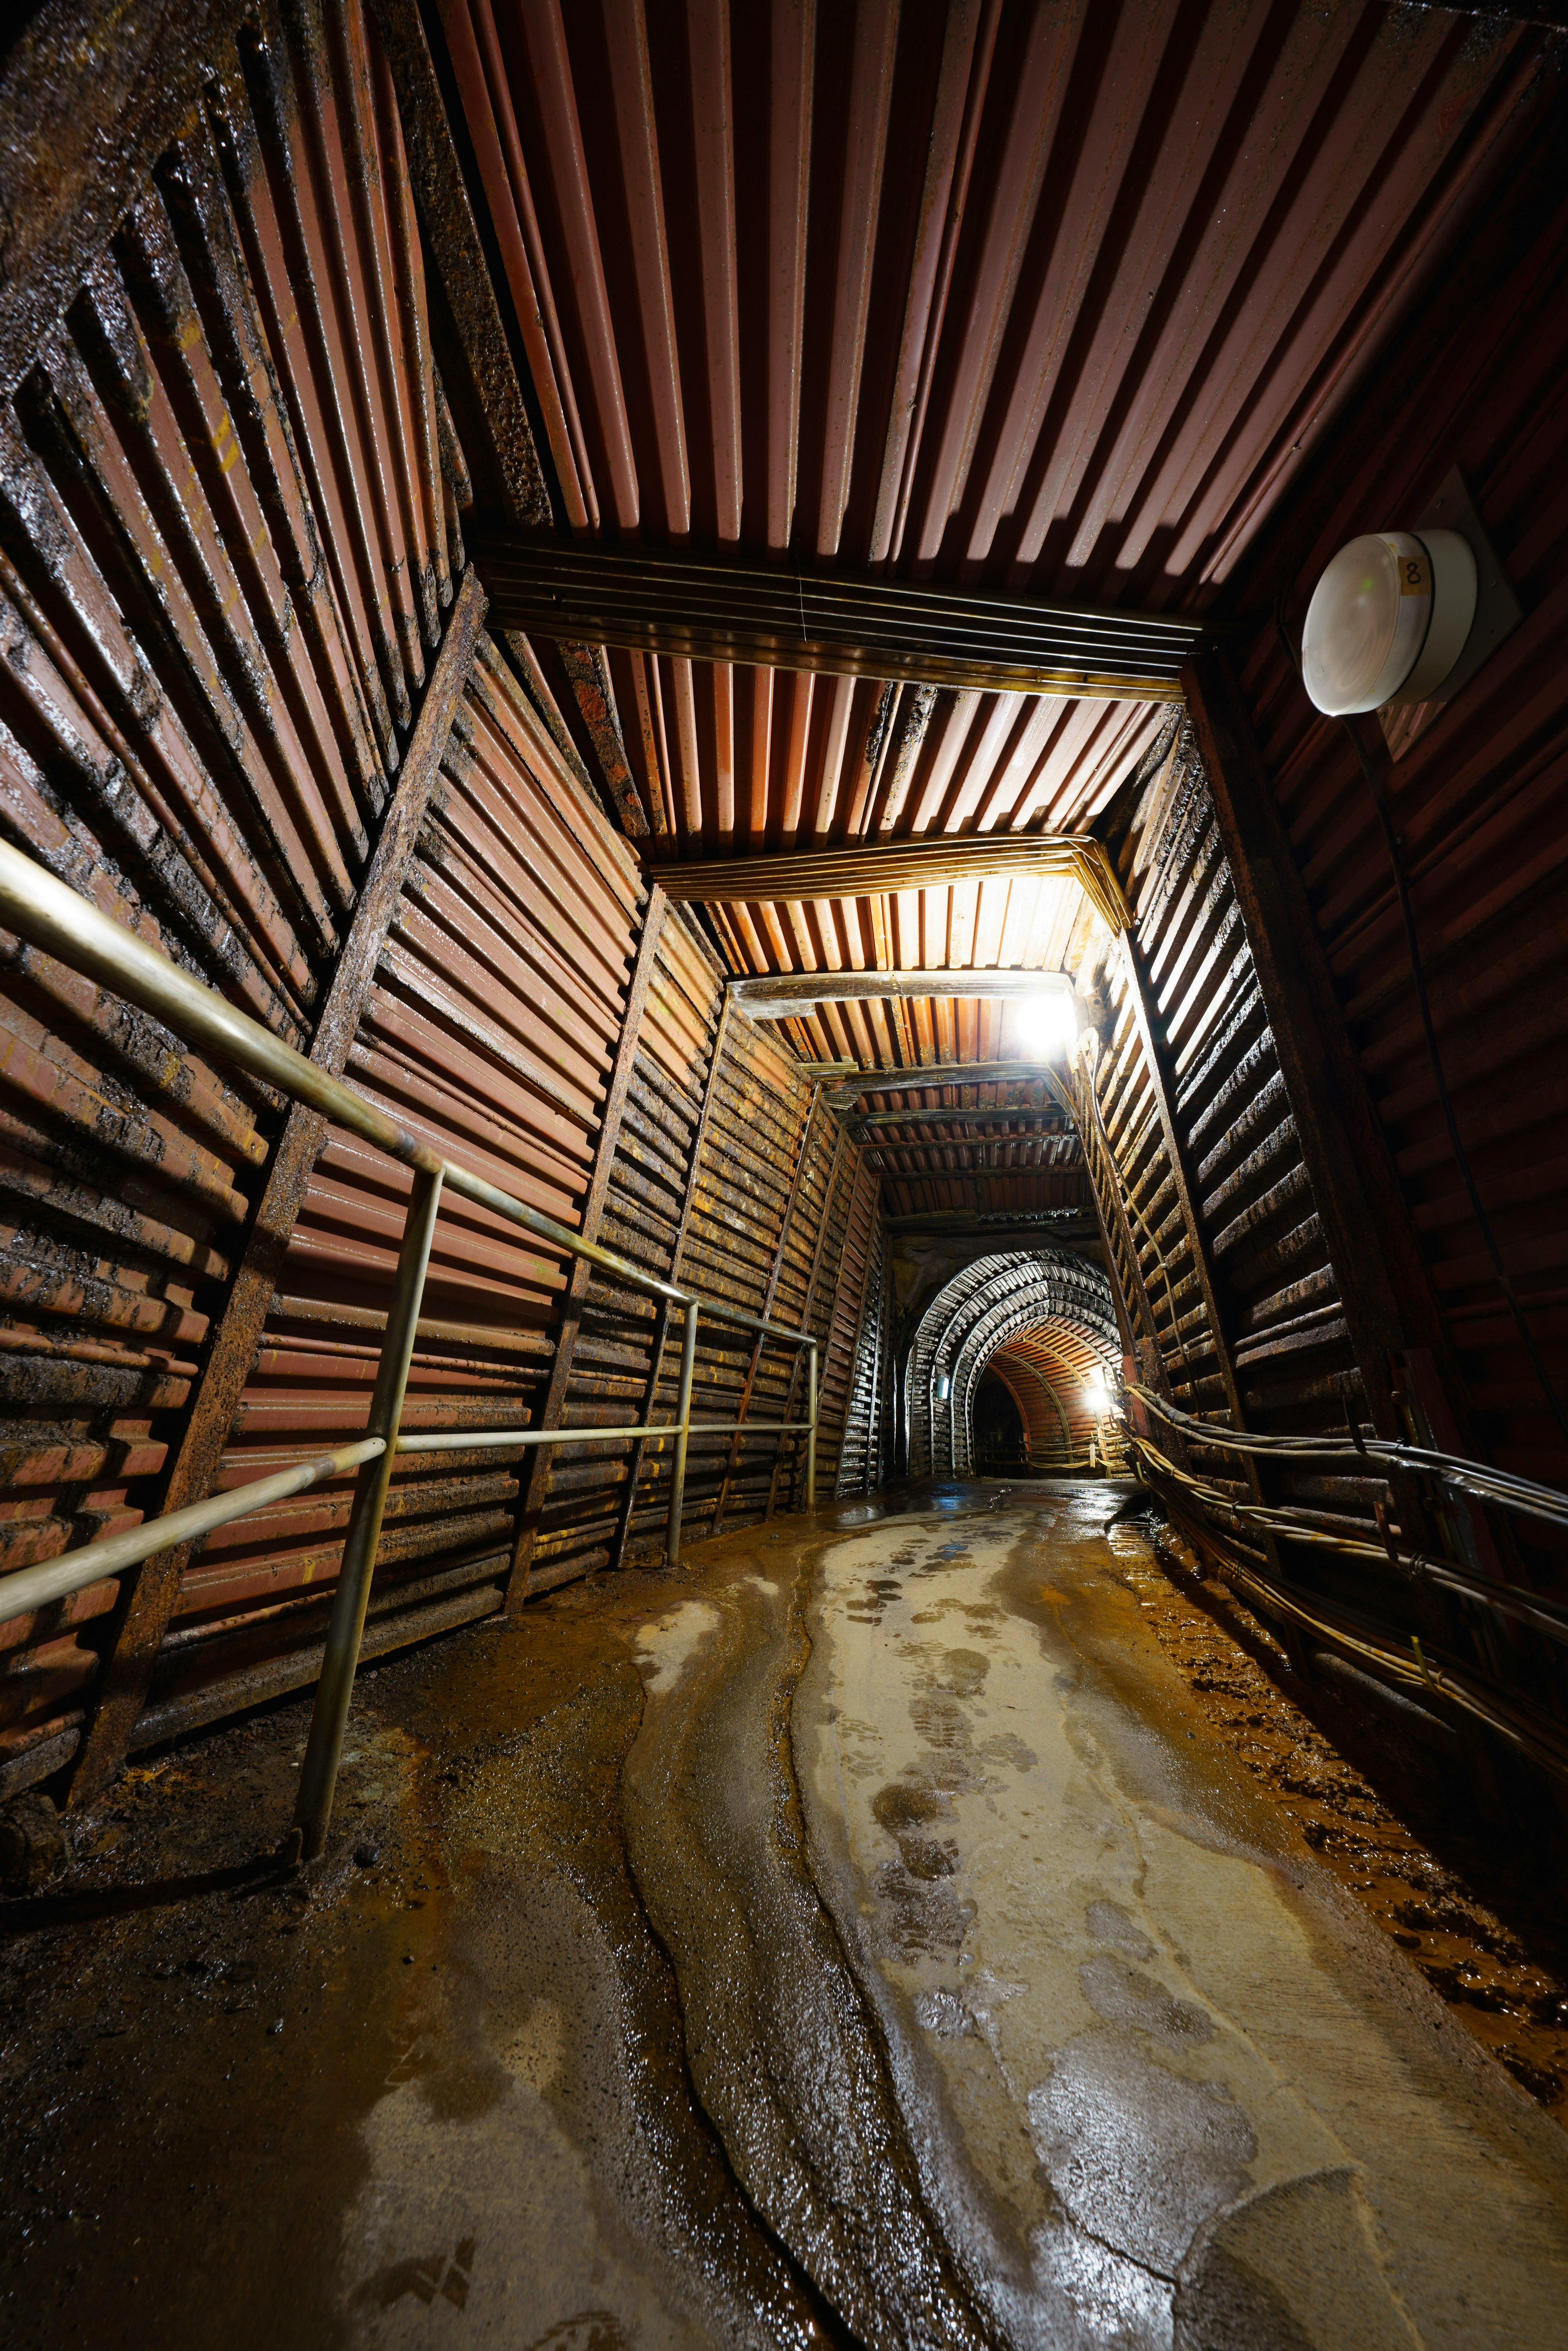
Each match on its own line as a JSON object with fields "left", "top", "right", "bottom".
{"left": 441, "top": 0, "right": 1560, "bottom": 1181}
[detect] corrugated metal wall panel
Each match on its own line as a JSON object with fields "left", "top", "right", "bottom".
{"left": 0, "top": 0, "right": 462, "bottom": 1785}
{"left": 989, "top": 1323, "right": 1104, "bottom": 1469}
{"left": 822, "top": 1156, "right": 882, "bottom": 1499}
{"left": 142, "top": 631, "right": 643, "bottom": 1724}
{"left": 1235, "top": 138, "right": 1568, "bottom": 1584}
{"left": 1078, "top": 722, "right": 1555, "bottom": 1748}
{"left": 433, "top": 0, "right": 1561, "bottom": 1089}
{"left": 676, "top": 1018, "right": 816, "bottom": 1540}
{"left": 544, "top": 907, "right": 722, "bottom": 1583}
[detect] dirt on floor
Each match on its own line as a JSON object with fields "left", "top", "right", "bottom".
{"left": 0, "top": 1481, "right": 1564, "bottom": 2350}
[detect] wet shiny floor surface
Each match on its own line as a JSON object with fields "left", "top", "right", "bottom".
{"left": 2, "top": 1484, "right": 1566, "bottom": 2347}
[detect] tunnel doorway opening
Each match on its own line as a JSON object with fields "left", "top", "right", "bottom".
{"left": 905, "top": 1250, "right": 1123, "bottom": 1478}
{"left": 972, "top": 1372, "right": 1028, "bottom": 1473}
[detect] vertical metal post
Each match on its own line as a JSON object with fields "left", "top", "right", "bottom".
{"left": 666, "top": 1304, "right": 698, "bottom": 1566}
{"left": 805, "top": 1342, "right": 818, "bottom": 1508}
{"left": 294, "top": 1165, "right": 443, "bottom": 1858}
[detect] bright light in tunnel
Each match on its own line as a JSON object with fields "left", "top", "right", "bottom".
{"left": 1013, "top": 990, "right": 1078, "bottom": 1059}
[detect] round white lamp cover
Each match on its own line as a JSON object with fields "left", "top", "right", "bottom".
{"left": 1301, "top": 528, "right": 1477, "bottom": 715}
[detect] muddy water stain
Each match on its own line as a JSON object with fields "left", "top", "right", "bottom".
{"left": 793, "top": 1486, "right": 1568, "bottom": 2349}
{"left": 6, "top": 1486, "right": 1568, "bottom": 2351}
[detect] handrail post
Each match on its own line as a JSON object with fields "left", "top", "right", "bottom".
{"left": 667, "top": 1304, "right": 699, "bottom": 1567}
{"left": 294, "top": 1165, "right": 444, "bottom": 1859}
{"left": 805, "top": 1342, "right": 818, "bottom": 1509}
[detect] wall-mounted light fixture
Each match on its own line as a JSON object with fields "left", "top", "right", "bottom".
{"left": 1302, "top": 530, "right": 1475, "bottom": 715}
{"left": 1297, "top": 468, "right": 1522, "bottom": 750}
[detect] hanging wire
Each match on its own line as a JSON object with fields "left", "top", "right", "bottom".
{"left": 1272, "top": 606, "right": 1568, "bottom": 1447}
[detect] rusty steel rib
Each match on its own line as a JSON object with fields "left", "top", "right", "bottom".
{"left": 646, "top": 835, "right": 1130, "bottom": 930}
{"left": 607, "top": 987, "right": 735, "bottom": 1574}
{"left": 710, "top": 1088, "right": 820, "bottom": 1538}
{"left": 67, "top": 567, "right": 488, "bottom": 1806}
{"left": 295, "top": 1162, "right": 444, "bottom": 1859}
{"left": 470, "top": 536, "right": 1204, "bottom": 700}
{"left": 506, "top": 888, "right": 667, "bottom": 1607}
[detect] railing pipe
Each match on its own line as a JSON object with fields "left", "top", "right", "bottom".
{"left": 0, "top": 840, "right": 812, "bottom": 1346}
{"left": 0, "top": 839, "right": 832, "bottom": 1849}
{"left": 805, "top": 1344, "right": 819, "bottom": 1508}
{"left": 0, "top": 1440, "right": 386, "bottom": 1620}
{"left": 667, "top": 1305, "right": 699, "bottom": 1566}
{"left": 396, "top": 1425, "right": 680, "bottom": 1451}
{"left": 294, "top": 1166, "right": 444, "bottom": 1859}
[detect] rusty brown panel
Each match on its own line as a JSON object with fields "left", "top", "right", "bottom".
{"left": 607, "top": 965, "right": 728, "bottom": 1571}
{"left": 554, "top": 640, "right": 653, "bottom": 838}
{"left": 365, "top": 0, "right": 552, "bottom": 529}
{"left": 1230, "top": 127, "right": 1568, "bottom": 1580}
{"left": 0, "top": 0, "right": 238, "bottom": 402}
{"left": 817, "top": 1156, "right": 882, "bottom": 1496}
{"left": 768, "top": 1126, "right": 855, "bottom": 1515}
{"left": 423, "top": 0, "right": 1558, "bottom": 878}
{"left": 196, "top": 621, "right": 650, "bottom": 1636}
{"left": 506, "top": 887, "right": 664, "bottom": 1606}
{"left": 712, "top": 1092, "right": 825, "bottom": 1535}
{"left": 153, "top": 101, "right": 388, "bottom": 811}
{"left": 64, "top": 569, "right": 486, "bottom": 1804}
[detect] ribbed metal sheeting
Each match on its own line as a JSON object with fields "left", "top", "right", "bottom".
{"left": 1089, "top": 731, "right": 1466, "bottom": 1633}
{"left": 906, "top": 1250, "right": 1118, "bottom": 1477}
{"left": 1236, "top": 120, "right": 1568, "bottom": 1585}
{"left": 988, "top": 1322, "right": 1107, "bottom": 1468}
{"left": 815, "top": 1155, "right": 884, "bottom": 1498}
{"left": 672, "top": 1030, "right": 852, "bottom": 1540}
{"left": 0, "top": 0, "right": 464, "bottom": 1787}
{"left": 1097, "top": 731, "right": 1363, "bottom": 1433}
{"left": 135, "top": 636, "right": 645, "bottom": 1741}
{"left": 435, "top": 0, "right": 1555, "bottom": 1068}
{"left": 564, "top": 908, "right": 721, "bottom": 1577}
{"left": 733, "top": 865, "right": 1108, "bottom": 1079}
{"left": 875, "top": 1125, "right": 1086, "bottom": 1224}
{"left": 836, "top": 1200, "right": 889, "bottom": 1497}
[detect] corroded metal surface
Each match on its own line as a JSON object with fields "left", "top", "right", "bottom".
{"left": 429, "top": 0, "right": 1562, "bottom": 1088}
{"left": 0, "top": 0, "right": 469, "bottom": 1792}
{"left": 1228, "top": 99, "right": 1568, "bottom": 1597}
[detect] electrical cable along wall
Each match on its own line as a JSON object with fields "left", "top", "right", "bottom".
{"left": 1082, "top": 722, "right": 1568, "bottom": 1784}
{"left": 1233, "top": 106, "right": 1568, "bottom": 1578}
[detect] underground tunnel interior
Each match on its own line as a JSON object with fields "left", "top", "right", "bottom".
{"left": 1, "top": 0, "right": 1567, "bottom": 2343}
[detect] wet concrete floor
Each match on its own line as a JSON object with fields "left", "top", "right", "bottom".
{"left": 2, "top": 1482, "right": 1567, "bottom": 2347}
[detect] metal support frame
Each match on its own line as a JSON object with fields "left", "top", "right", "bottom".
{"left": 294, "top": 1164, "right": 444, "bottom": 1858}
{"left": 609, "top": 986, "right": 734, "bottom": 1571}
{"left": 0, "top": 839, "right": 817, "bottom": 1851}
{"left": 667, "top": 1307, "right": 700, "bottom": 1567}
{"left": 1116, "top": 932, "right": 1281, "bottom": 1568}
{"left": 712, "top": 1089, "right": 821, "bottom": 1537}
{"left": 69, "top": 568, "right": 487, "bottom": 1805}
{"left": 507, "top": 887, "right": 667, "bottom": 1607}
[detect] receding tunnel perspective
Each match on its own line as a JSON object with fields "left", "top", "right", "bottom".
{"left": 1, "top": 2, "right": 1567, "bottom": 2345}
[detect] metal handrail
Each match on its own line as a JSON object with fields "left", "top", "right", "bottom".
{"left": 0, "top": 840, "right": 820, "bottom": 1854}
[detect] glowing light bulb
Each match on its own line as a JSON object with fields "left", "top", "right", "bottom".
{"left": 1013, "top": 990, "right": 1078, "bottom": 1058}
